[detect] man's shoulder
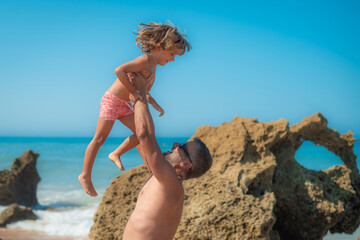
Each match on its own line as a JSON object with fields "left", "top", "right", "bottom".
{"left": 152, "top": 172, "right": 183, "bottom": 192}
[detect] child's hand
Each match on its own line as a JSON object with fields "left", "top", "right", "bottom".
{"left": 155, "top": 106, "right": 165, "bottom": 117}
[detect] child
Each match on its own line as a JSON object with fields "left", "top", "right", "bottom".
{"left": 78, "top": 22, "right": 191, "bottom": 197}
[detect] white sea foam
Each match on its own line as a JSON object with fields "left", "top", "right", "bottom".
{"left": 5, "top": 188, "right": 106, "bottom": 237}
{"left": 8, "top": 203, "right": 98, "bottom": 237}
{"left": 37, "top": 188, "right": 105, "bottom": 206}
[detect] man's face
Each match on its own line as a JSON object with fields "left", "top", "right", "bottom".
{"left": 164, "top": 141, "right": 197, "bottom": 163}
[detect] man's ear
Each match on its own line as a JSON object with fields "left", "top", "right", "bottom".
{"left": 180, "top": 161, "right": 192, "bottom": 169}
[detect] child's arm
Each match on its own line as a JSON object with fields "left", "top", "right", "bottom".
{"left": 144, "top": 75, "right": 163, "bottom": 116}
{"left": 147, "top": 93, "right": 164, "bottom": 117}
{"left": 114, "top": 56, "right": 151, "bottom": 102}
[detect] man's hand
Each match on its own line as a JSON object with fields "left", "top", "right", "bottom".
{"left": 129, "top": 91, "right": 142, "bottom": 103}
{"left": 129, "top": 72, "right": 150, "bottom": 93}
{"left": 128, "top": 72, "right": 148, "bottom": 104}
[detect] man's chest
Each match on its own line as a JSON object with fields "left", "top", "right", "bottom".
{"left": 138, "top": 180, "right": 184, "bottom": 208}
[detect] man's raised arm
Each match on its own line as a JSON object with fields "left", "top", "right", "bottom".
{"left": 132, "top": 74, "right": 171, "bottom": 181}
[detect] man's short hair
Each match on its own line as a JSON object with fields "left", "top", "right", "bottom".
{"left": 183, "top": 138, "right": 212, "bottom": 180}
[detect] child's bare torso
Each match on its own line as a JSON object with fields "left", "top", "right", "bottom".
{"left": 108, "top": 55, "right": 156, "bottom": 101}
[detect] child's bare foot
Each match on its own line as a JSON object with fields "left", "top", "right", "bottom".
{"left": 78, "top": 173, "right": 98, "bottom": 197}
{"left": 108, "top": 153, "right": 125, "bottom": 171}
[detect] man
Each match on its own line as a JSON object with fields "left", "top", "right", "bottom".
{"left": 122, "top": 73, "right": 213, "bottom": 240}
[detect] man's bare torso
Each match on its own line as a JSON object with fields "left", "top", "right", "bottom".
{"left": 123, "top": 174, "right": 184, "bottom": 240}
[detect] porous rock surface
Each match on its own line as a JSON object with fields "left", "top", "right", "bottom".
{"left": 89, "top": 113, "right": 359, "bottom": 240}
{"left": 0, "top": 150, "right": 40, "bottom": 207}
{"left": 0, "top": 203, "right": 37, "bottom": 227}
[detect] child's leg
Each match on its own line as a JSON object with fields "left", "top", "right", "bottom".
{"left": 108, "top": 113, "right": 139, "bottom": 171}
{"left": 79, "top": 117, "right": 115, "bottom": 197}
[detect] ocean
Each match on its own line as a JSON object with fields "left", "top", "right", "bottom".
{"left": 0, "top": 136, "right": 359, "bottom": 239}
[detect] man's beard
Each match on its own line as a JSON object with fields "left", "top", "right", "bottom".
{"left": 163, "top": 151, "right": 175, "bottom": 163}
{"left": 163, "top": 151, "right": 172, "bottom": 157}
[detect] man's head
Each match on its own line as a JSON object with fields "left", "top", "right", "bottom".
{"left": 164, "top": 138, "right": 212, "bottom": 180}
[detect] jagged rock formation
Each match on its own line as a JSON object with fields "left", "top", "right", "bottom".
{"left": 0, "top": 150, "right": 40, "bottom": 207}
{"left": 272, "top": 115, "right": 359, "bottom": 239}
{"left": 0, "top": 203, "right": 37, "bottom": 227}
{"left": 89, "top": 113, "right": 359, "bottom": 240}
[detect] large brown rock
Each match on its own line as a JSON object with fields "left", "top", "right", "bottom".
{"left": 89, "top": 113, "right": 359, "bottom": 240}
{"left": 272, "top": 114, "right": 359, "bottom": 239}
{"left": 0, "top": 203, "right": 37, "bottom": 227}
{"left": 0, "top": 150, "right": 40, "bottom": 207}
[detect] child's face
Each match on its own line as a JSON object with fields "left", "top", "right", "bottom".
{"left": 153, "top": 48, "right": 182, "bottom": 66}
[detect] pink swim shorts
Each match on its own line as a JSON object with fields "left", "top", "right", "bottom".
{"left": 99, "top": 92, "right": 134, "bottom": 121}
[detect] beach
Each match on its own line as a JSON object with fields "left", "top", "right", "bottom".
{"left": 0, "top": 228, "right": 89, "bottom": 240}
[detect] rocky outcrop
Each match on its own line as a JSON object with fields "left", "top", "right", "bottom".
{"left": 0, "top": 150, "right": 40, "bottom": 207}
{"left": 272, "top": 115, "right": 359, "bottom": 239}
{"left": 0, "top": 203, "right": 37, "bottom": 227}
{"left": 89, "top": 113, "right": 359, "bottom": 240}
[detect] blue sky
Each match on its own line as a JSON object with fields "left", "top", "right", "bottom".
{"left": 0, "top": 0, "right": 359, "bottom": 138}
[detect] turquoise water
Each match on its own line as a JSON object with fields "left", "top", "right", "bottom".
{"left": 0, "top": 136, "right": 358, "bottom": 238}
{"left": 296, "top": 139, "right": 360, "bottom": 171}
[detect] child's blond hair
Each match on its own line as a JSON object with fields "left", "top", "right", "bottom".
{"left": 135, "top": 22, "right": 191, "bottom": 55}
